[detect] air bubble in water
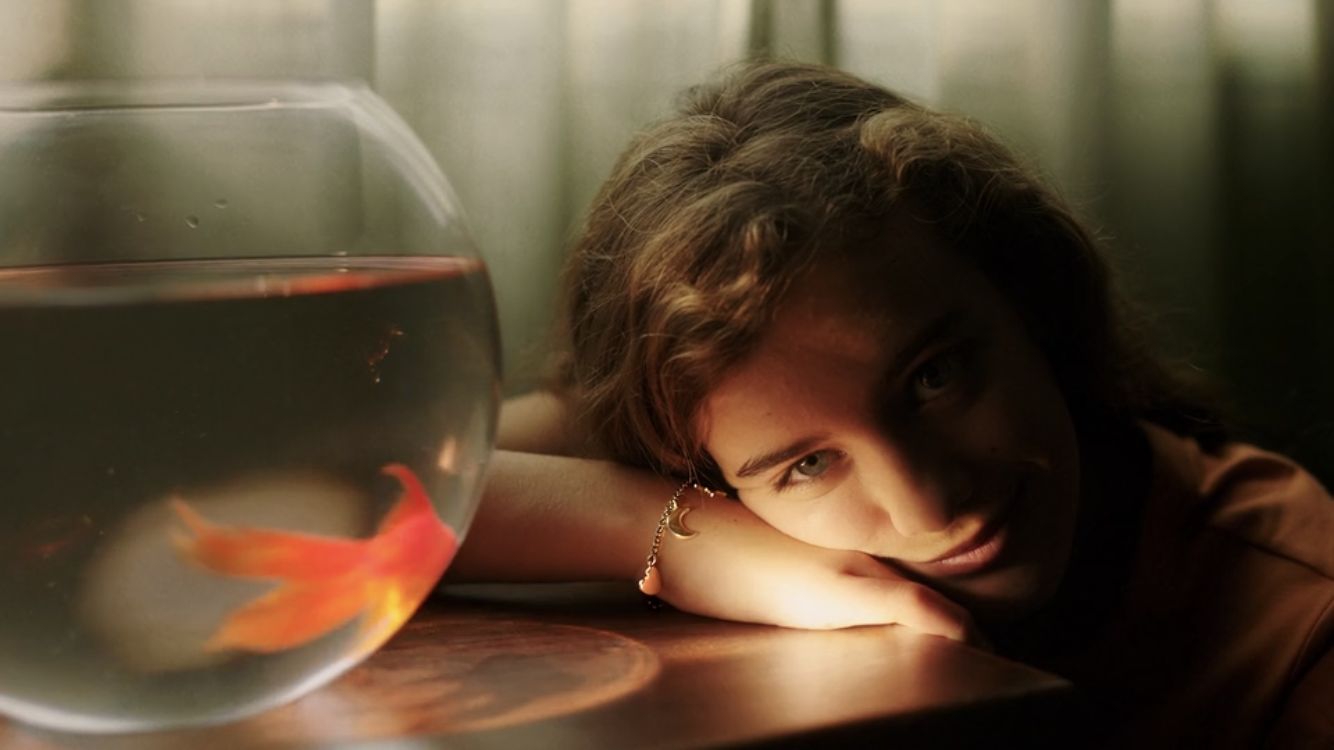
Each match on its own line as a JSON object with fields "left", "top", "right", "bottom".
{"left": 185, "top": 215, "right": 200, "bottom": 228}
{"left": 214, "top": 199, "right": 229, "bottom": 209}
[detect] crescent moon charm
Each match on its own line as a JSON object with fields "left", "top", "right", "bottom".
{"left": 667, "top": 504, "right": 699, "bottom": 539}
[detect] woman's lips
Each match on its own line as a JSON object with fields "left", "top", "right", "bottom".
{"left": 887, "top": 479, "right": 1024, "bottom": 578}
{"left": 918, "top": 516, "right": 1007, "bottom": 574}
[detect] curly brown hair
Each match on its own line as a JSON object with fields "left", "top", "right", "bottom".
{"left": 557, "top": 60, "right": 1221, "bottom": 487}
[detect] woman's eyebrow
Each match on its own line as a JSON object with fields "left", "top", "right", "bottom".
{"left": 732, "top": 309, "right": 966, "bottom": 481}
{"left": 735, "top": 436, "right": 828, "bottom": 479}
{"left": 884, "top": 308, "right": 967, "bottom": 380}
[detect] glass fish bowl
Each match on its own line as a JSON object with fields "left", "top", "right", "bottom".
{"left": 0, "top": 82, "right": 499, "bottom": 732}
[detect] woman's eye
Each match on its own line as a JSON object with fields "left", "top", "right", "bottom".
{"left": 795, "top": 452, "right": 831, "bottom": 477}
{"left": 911, "top": 350, "right": 963, "bottom": 402}
{"left": 777, "top": 449, "right": 841, "bottom": 491}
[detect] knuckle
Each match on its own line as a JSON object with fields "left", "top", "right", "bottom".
{"left": 901, "top": 582, "right": 938, "bottom": 611}
{"left": 900, "top": 584, "right": 970, "bottom": 640}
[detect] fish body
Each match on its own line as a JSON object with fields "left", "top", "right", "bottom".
{"left": 171, "top": 463, "right": 457, "bottom": 656}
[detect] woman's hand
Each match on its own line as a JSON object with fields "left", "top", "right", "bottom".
{"left": 456, "top": 446, "right": 981, "bottom": 645}
{"left": 655, "top": 496, "right": 984, "bottom": 645}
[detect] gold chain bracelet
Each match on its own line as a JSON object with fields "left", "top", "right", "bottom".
{"left": 637, "top": 480, "right": 717, "bottom": 598}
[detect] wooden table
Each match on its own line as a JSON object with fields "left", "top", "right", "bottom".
{"left": 0, "top": 583, "right": 1079, "bottom": 749}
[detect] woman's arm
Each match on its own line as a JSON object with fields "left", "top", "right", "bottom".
{"left": 447, "top": 449, "right": 667, "bottom": 582}
{"left": 447, "top": 391, "right": 648, "bottom": 580}
{"left": 450, "top": 391, "right": 981, "bottom": 642}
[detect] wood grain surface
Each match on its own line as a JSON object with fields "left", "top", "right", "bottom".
{"left": 0, "top": 583, "right": 1080, "bottom": 749}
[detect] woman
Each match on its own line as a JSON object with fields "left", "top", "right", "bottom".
{"left": 453, "top": 61, "right": 1333, "bottom": 746}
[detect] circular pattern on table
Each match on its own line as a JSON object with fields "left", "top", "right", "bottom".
{"left": 0, "top": 616, "right": 661, "bottom": 748}
{"left": 255, "top": 616, "right": 661, "bottom": 742}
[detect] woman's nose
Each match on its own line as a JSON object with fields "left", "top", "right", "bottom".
{"left": 862, "top": 439, "right": 966, "bottom": 536}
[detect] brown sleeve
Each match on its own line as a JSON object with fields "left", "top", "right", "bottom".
{"left": 1266, "top": 621, "right": 1334, "bottom": 748}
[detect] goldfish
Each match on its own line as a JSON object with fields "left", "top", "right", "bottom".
{"left": 169, "top": 463, "right": 457, "bottom": 657}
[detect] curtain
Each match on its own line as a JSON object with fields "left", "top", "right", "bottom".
{"left": 2, "top": 0, "right": 1330, "bottom": 476}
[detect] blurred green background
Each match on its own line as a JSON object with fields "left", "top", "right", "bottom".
{"left": 1, "top": 0, "right": 1330, "bottom": 480}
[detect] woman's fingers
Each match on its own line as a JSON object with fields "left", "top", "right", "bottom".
{"left": 845, "top": 576, "right": 986, "bottom": 646}
{"left": 656, "top": 498, "right": 984, "bottom": 644}
{"left": 763, "top": 573, "right": 980, "bottom": 644}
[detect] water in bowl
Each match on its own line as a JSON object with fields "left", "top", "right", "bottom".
{"left": 0, "top": 256, "right": 498, "bottom": 731}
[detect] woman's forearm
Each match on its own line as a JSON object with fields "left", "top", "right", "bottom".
{"left": 449, "top": 451, "right": 977, "bottom": 642}
{"left": 451, "top": 395, "right": 978, "bottom": 642}
{"left": 446, "top": 449, "right": 673, "bottom": 583}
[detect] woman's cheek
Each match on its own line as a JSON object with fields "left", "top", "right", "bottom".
{"left": 754, "top": 487, "right": 882, "bottom": 553}
{"left": 968, "top": 361, "right": 1062, "bottom": 459}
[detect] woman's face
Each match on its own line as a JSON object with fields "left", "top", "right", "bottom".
{"left": 698, "top": 215, "right": 1081, "bottom": 622}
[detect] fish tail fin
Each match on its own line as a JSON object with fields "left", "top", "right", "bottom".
{"left": 205, "top": 578, "right": 370, "bottom": 653}
{"left": 376, "top": 464, "right": 438, "bottom": 534}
